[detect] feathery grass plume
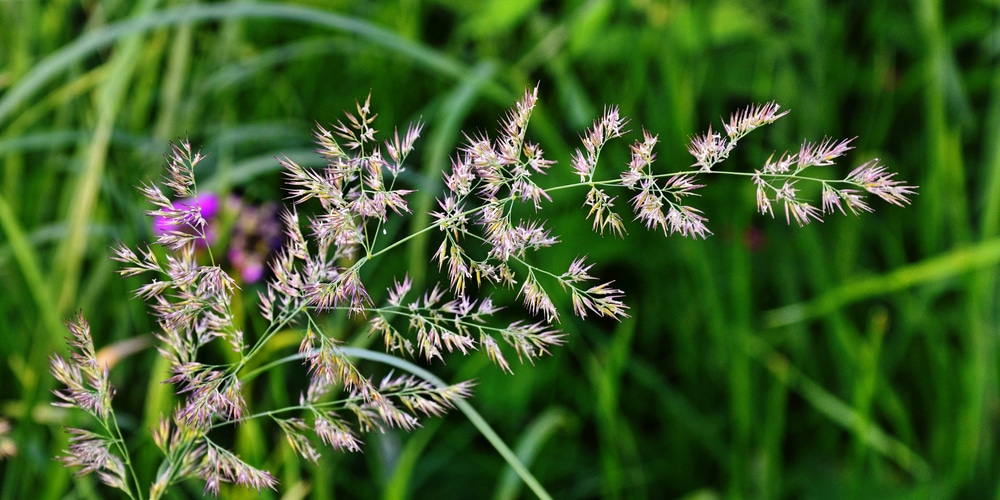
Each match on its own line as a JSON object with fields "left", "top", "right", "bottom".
{"left": 198, "top": 443, "right": 278, "bottom": 496}
{"left": 58, "top": 428, "right": 129, "bottom": 491}
{"left": 433, "top": 86, "right": 630, "bottom": 335}
{"left": 606, "top": 101, "right": 915, "bottom": 231}
{"left": 53, "top": 87, "right": 915, "bottom": 497}
{"left": 750, "top": 136, "right": 916, "bottom": 226}
{"left": 149, "top": 415, "right": 204, "bottom": 498}
{"left": 50, "top": 313, "right": 138, "bottom": 498}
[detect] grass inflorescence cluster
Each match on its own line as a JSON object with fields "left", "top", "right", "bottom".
{"left": 49, "top": 86, "right": 913, "bottom": 498}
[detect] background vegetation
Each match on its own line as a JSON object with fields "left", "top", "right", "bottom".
{"left": 1, "top": 0, "right": 998, "bottom": 498}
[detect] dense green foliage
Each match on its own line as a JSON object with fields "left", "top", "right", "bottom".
{"left": 1, "top": 0, "right": 998, "bottom": 498}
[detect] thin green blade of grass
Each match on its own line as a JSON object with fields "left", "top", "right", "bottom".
{"left": 761, "top": 359, "right": 789, "bottom": 499}
{"left": 0, "top": 193, "right": 64, "bottom": 341}
{"left": 763, "top": 237, "right": 1000, "bottom": 328}
{"left": 0, "top": 2, "right": 509, "bottom": 130}
{"left": 195, "top": 37, "right": 353, "bottom": 95}
{"left": 745, "top": 333, "right": 931, "bottom": 480}
{"left": 151, "top": 17, "right": 192, "bottom": 141}
{"left": 687, "top": 232, "right": 755, "bottom": 496}
{"left": 199, "top": 149, "right": 320, "bottom": 193}
{"left": 977, "top": 58, "right": 1000, "bottom": 239}
{"left": 914, "top": 0, "right": 972, "bottom": 253}
{"left": 0, "top": 130, "right": 164, "bottom": 161}
{"left": 382, "top": 418, "right": 444, "bottom": 500}
{"left": 727, "top": 222, "right": 755, "bottom": 498}
{"left": 576, "top": 315, "right": 645, "bottom": 498}
{"left": 911, "top": 0, "right": 990, "bottom": 486}
{"left": 493, "top": 408, "right": 568, "bottom": 500}
{"left": 0, "top": 187, "right": 71, "bottom": 499}
{"left": 626, "top": 359, "right": 727, "bottom": 464}
{"left": 961, "top": 49, "right": 1000, "bottom": 494}
{"left": 336, "top": 348, "right": 555, "bottom": 500}
{"left": 0, "top": 131, "right": 88, "bottom": 156}
{"left": 52, "top": 0, "right": 159, "bottom": 314}
{"left": 849, "top": 309, "right": 888, "bottom": 486}
{"left": 1, "top": 63, "right": 106, "bottom": 219}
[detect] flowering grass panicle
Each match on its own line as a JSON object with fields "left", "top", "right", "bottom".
{"left": 50, "top": 313, "right": 138, "bottom": 497}
{"left": 51, "top": 87, "right": 915, "bottom": 497}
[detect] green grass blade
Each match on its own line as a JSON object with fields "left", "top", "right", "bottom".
{"left": 52, "top": 0, "right": 160, "bottom": 313}
{"left": 493, "top": 408, "right": 567, "bottom": 500}
{"left": 0, "top": 193, "right": 64, "bottom": 341}
{"left": 340, "top": 347, "right": 554, "bottom": 500}
{"left": 0, "top": 2, "right": 509, "bottom": 130}
{"left": 764, "top": 238, "right": 1000, "bottom": 328}
{"left": 745, "top": 333, "right": 931, "bottom": 480}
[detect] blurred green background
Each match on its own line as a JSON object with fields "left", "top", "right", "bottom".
{"left": 1, "top": 0, "right": 999, "bottom": 498}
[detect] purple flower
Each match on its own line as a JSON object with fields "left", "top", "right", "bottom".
{"left": 152, "top": 193, "right": 221, "bottom": 241}
{"left": 149, "top": 193, "right": 283, "bottom": 283}
{"left": 226, "top": 199, "right": 283, "bottom": 284}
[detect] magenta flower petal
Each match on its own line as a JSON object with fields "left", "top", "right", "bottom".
{"left": 153, "top": 193, "right": 221, "bottom": 235}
